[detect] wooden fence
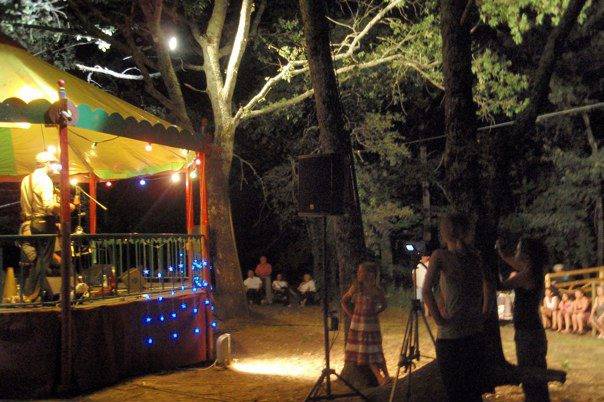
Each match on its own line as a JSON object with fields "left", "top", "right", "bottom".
{"left": 545, "top": 266, "right": 604, "bottom": 297}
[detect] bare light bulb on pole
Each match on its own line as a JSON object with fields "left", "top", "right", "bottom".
{"left": 190, "top": 170, "right": 198, "bottom": 179}
{"left": 170, "top": 172, "right": 181, "bottom": 183}
{"left": 145, "top": 143, "right": 153, "bottom": 152}
{"left": 69, "top": 178, "right": 78, "bottom": 186}
{"left": 168, "top": 36, "right": 178, "bottom": 51}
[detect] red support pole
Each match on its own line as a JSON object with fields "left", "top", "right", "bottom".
{"left": 57, "top": 80, "right": 73, "bottom": 393}
{"left": 89, "top": 174, "right": 97, "bottom": 234}
{"left": 198, "top": 151, "right": 210, "bottom": 268}
{"left": 185, "top": 164, "right": 194, "bottom": 279}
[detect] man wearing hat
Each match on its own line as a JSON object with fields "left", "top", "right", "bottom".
{"left": 20, "top": 151, "right": 78, "bottom": 301}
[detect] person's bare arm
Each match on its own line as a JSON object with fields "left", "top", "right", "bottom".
{"left": 501, "top": 270, "right": 532, "bottom": 290}
{"left": 422, "top": 250, "right": 447, "bottom": 326}
{"left": 341, "top": 285, "right": 355, "bottom": 318}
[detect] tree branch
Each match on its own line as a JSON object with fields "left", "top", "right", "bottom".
{"left": 205, "top": 0, "right": 228, "bottom": 48}
{"left": 242, "top": 54, "right": 405, "bottom": 119}
{"left": 236, "top": 0, "right": 404, "bottom": 120}
{"left": 75, "top": 64, "right": 161, "bottom": 80}
{"left": 221, "top": 0, "right": 254, "bottom": 102}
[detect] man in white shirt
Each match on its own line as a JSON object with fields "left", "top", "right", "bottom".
{"left": 243, "top": 270, "right": 262, "bottom": 305}
{"left": 413, "top": 255, "right": 430, "bottom": 315}
{"left": 298, "top": 273, "right": 317, "bottom": 306}
{"left": 21, "top": 152, "right": 77, "bottom": 301}
{"left": 272, "top": 273, "right": 290, "bottom": 306}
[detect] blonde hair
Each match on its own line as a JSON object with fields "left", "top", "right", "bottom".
{"left": 353, "top": 261, "right": 380, "bottom": 297}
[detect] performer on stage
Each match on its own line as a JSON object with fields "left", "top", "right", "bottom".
{"left": 20, "top": 151, "right": 78, "bottom": 301}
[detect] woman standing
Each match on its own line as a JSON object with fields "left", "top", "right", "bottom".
{"left": 341, "top": 261, "right": 390, "bottom": 385}
{"left": 497, "top": 238, "right": 551, "bottom": 402}
{"left": 423, "top": 213, "right": 489, "bottom": 402}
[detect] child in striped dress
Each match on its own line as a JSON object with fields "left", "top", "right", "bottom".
{"left": 341, "top": 261, "right": 390, "bottom": 385}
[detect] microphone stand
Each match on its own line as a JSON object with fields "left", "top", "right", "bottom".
{"left": 73, "top": 184, "right": 108, "bottom": 211}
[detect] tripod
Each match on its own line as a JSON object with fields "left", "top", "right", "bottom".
{"left": 389, "top": 262, "right": 436, "bottom": 402}
{"left": 304, "top": 216, "right": 368, "bottom": 402}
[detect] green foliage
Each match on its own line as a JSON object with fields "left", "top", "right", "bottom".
{"left": 504, "top": 144, "right": 603, "bottom": 267}
{"left": 473, "top": 49, "right": 529, "bottom": 119}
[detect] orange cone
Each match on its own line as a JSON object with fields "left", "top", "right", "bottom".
{"left": 2, "top": 267, "right": 18, "bottom": 302}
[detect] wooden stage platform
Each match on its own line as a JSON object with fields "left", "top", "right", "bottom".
{"left": 0, "top": 290, "right": 214, "bottom": 399}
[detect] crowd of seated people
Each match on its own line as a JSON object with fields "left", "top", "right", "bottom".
{"left": 541, "top": 285, "right": 604, "bottom": 337}
{"left": 242, "top": 256, "right": 318, "bottom": 306}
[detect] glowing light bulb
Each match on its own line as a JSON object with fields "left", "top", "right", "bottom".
{"left": 139, "top": 178, "right": 147, "bottom": 186}
{"left": 105, "top": 181, "right": 112, "bottom": 188}
{"left": 69, "top": 178, "right": 78, "bottom": 186}
{"left": 145, "top": 143, "right": 153, "bottom": 152}
{"left": 47, "top": 145, "right": 57, "bottom": 154}
{"left": 146, "top": 337, "right": 153, "bottom": 345}
{"left": 170, "top": 172, "right": 181, "bottom": 183}
{"left": 194, "top": 328, "right": 200, "bottom": 334}
{"left": 195, "top": 158, "right": 201, "bottom": 166}
{"left": 168, "top": 36, "right": 178, "bottom": 51}
{"left": 190, "top": 170, "right": 198, "bottom": 179}
{"left": 180, "top": 149, "right": 188, "bottom": 157}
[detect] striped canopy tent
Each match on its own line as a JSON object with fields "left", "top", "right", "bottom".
{"left": 0, "top": 35, "right": 203, "bottom": 181}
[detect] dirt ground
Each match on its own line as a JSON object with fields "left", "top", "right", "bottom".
{"left": 79, "top": 304, "right": 604, "bottom": 402}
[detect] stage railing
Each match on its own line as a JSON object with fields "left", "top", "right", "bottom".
{"left": 0, "top": 233, "right": 208, "bottom": 308}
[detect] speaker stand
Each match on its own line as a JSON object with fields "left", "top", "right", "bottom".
{"left": 304, "top": 216, "right": 368, "bottom": 401}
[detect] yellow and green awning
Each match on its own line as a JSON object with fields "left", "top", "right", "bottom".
{"left": 0, "top": 39, "right": 203, "bottom": 180}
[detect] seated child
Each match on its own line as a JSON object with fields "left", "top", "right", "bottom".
{"left": 541, "top": 287, "right": 559, "bottom": 330}
{"left": 556, "top": 292, "right": 573, "bottom": 333}
{"left": 298, "top": 273, "right": 317, "bottom": 306}
{"left": 243, "top": 270, "right": 263, "bottom": 305}
{"left": 272, "top": 273, "right": 290, "bottom": 306}
{"left": 589, "top": 285, "right": 604, "bottom": 338}
{"left": 571, "top": 289, "right": 591, "bottom": 334}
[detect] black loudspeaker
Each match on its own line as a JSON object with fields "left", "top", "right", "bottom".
{"left": 298, "top": 153, "right": 345, "bottom": 216}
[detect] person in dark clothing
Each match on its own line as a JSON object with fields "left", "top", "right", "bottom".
{"left": 497, "top": 238, "right": 551, "bottom": 402}
{"left": 423, "top": 213, "right": 490, "bottom": 402}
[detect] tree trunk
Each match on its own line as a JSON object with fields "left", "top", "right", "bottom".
{"left": 206, "top": 143, "right": 249, "bottom": 320}
{"left": 583, "top": 113, "right": 603, "bottom": 266}
{"left": 299, "top": 0, "right": 367, "bottom": 286}
{"left": 487, "top": 0, "right": 589, "bottom": 223}
{"left": 420, "top": 145, "right": 432, "bottom": 243}
{"left": 299, "top": 0, "right": 369, "bottom": 386}
{"left": 440, "top": 0, "right": 507, "bottom": 371}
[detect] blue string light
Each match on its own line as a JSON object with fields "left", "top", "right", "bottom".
{"left": 159, "top": 314, "right": 165, "bottom": 322}
{"left": 180, "top": 303, "right": 187, "bottom": 310}
{"left": 171, "top": 332, "right": 179, "bottom": 340}
{"left": 211, "top": 321, "right": 218, "bottom": 329}
{"left": 158, "top": 296, "right": 163, "bottom": 302}
{"left": 194, "top": 327, "right": 200, "bottom": 334}
{"left": 170, "top": 312, "right": 177, "bottom": 319}
{"left": 192, "top": 307, "right": 198, "bottom": 314}
{"left": 144, "top": 315, "right": 152, "bottom": 324}
{"left": 146, "top": 337, "right": 153, "bottom": 345}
